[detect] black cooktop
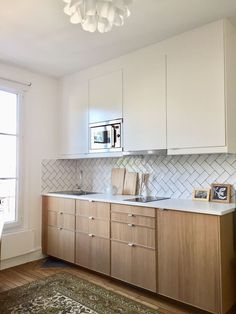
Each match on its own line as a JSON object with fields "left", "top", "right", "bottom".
{"left": 124, "top": 196, "right": 170, "bottom": 203}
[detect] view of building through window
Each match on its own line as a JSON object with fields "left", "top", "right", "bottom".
{"left": 0, "top": 89, "right": 18, "bottom": 223}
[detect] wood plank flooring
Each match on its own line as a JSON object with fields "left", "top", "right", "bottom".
{"left": 0, "top": 258, "right": 227, "bottom": 314}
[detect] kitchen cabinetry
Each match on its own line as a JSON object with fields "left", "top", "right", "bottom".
{"left": 123, "top": 45, "right": 166, "bottom": 151}
{"left": 75, "top": 200, "right": 110, "bottom": 275}
{"left": 166, "top": 20, "right": 236, "bottom": 154}
{"left": 42, "top": 196, "right": 76, "bottom": 263}
{"left": 89, "top": 70, "right": 123, "bottom": 124}
{"left": 59, "top": 78, "right": 88, "bottom": 157}
{"left": 111, "top": 204, "right": 156, "bottom": 292}
{"left": 158, "top": 209, "right": 236, "bottom": 314}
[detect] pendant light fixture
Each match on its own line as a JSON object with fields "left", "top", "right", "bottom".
{"left": 62, "top": 0, "right": 133, "bottom": 33}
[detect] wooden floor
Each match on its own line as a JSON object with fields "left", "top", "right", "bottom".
{"left": 0, "top": 258, "right": 219, "bottom": 314}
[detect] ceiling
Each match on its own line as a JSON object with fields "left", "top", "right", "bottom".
{"left": 0, "top": 0, "right": 236, "bottom": 77}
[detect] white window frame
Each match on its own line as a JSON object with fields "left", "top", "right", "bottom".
{"left": 0, "top": 83, "right": 24, "bottom": 231}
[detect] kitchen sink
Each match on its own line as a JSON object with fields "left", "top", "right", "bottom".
{"left": 49, "top": 190, "right": 97, "bottom": 196}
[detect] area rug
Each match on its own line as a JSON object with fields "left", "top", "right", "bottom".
{"left": 0, "top": 272, "right": 160, "bottom": 313}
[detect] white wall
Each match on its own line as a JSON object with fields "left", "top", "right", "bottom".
{"left": 0, "top": 62, "right": 58, "bottom": 268}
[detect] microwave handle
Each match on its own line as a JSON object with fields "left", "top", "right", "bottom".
{"left": 111, "top": 126, "right": 116, "bottom": 147}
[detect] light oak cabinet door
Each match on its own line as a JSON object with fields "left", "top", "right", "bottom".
{"left": 75, "top": 200, "right": 110, "bottom": 275}
{"left": 76, "top": 232, "right": 110, "bottom": 275}
{"left": 42, "top": 196, "right": 76, "bottom": 263}
{"left": 89, "top": 70, "right": 122, "bottom": 123}
{"left": 157, "top": 209, "right": 221, "bottom": 313}
{"left": 111, "top": 241, "right": 156, "bottom": 292}
{"left": 47, "top": 226, "right": 75, "bottom": 263}
{"left": 166, "top": 21, "right": 225, "bottom": 150}
{"left": 123, "top": 45, "right": 166, "bottom": 151}
{"left": 111, "top": 205, "right": 157, "bottom": 292}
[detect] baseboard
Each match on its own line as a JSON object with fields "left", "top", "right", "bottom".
{"left": 0, "top": 248, "right": 44, "bottom": 270}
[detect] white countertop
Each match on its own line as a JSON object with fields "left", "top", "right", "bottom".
{"left": 43, "top": 192, "right": 236, "bottom": 216}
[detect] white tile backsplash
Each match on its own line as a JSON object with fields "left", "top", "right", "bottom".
{"left": 42, "top": 154, "right": 236, "bottom": 201}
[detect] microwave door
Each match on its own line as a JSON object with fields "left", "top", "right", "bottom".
{"left": 91, "top": 125, "right": 112, "bottom": 150}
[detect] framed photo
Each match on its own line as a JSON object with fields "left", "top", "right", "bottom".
{"left": 192, "top": 189, "right": 210, "bottom": 202}
{"left": 210, "top": 184, "right": 231, "bottom": 203}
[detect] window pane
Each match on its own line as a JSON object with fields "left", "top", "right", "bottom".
{"left": 0, "top": 90, "right": 17, "bottom": 134}
{"left": 0, "top": 134, "right": 17, "bottom": 178}
{"left": 0, "top": 179, "right": 16, "bottom": 222}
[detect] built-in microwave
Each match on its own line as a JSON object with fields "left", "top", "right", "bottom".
{"left": 89, "top": 119, "right": 122, "bottom": 153}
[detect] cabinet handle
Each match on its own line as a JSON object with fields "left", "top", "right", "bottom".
{"left": 128, "top": 213, "right": 134, "bottom": 217}
{"left": 128, "top": 243, "right": 135, "bottom": 247}
{"left": 59, "top": 212, "right": 63, "bottom": 215}
{"left": 57, "top": 227, "right": 63, "bottom": 230}
{"left": 88, "top": 233, "right": 94, "bottom": 237}
{"left": 89, "top": 216, "right": 94, "bottom": 220}
{"left": 128, "top": 223, "right": 134, "bottom": 227}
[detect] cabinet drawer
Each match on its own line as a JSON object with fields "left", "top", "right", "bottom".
{"left": 76, "top": 216, "right": 110, "bottom": 238}
{"left": 46, "top": 197, "right": 75, "bottom": 215}
{"left": 111, "top": 204, "right": 155, "bottom": 217}
{"left": 111, "top": 221, "right": 155, "bottom": 249}
{"left": 111, "top": 240, "right": 156, "bottom": 292}
{"left": 76, "top": 200, "right": 110, "bottom": 219}
{"left": 76, "top": 232, "right": 110, "bottom": 275}
{"left": 48, "top": 210, "right": 75, "bottom": 231}
{"left": 111, "top": 211, "right": 155, "bottom": 228}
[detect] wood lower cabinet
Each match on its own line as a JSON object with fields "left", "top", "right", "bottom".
{"left": 76, "top": 232, "right": 110, "bottom": 275}
{"left": 47, "top": 226, "right": 75, "bottom": 263}
{"left": 111, "top": 204, "right": 157, "bottom": 292}
{"left": 42, "top": 196, "right": 76, "bottom": 263}
{"left": 75, "top": 200, "right": 110, "bottom": 275}
{"left": 157, "top": 209, "right": 236, "bottom": 314}
{"left": 111, "top": 240, "right": 156, "bottom": 292}
{"left": 43, "top": 197, "right": 236, "bottom": 314}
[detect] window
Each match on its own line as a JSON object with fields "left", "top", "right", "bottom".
{"left": 0, "top": 89, "right": 19, "bottom": 224}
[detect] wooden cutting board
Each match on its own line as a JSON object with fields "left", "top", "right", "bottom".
{"left": 111, "top": 168, "right": 126, "bottom": 195}
{"left": 123, "top": 171, "right": 138, "bottom": 195}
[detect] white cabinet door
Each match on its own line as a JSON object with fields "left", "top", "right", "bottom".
{"left": 89, "top": 70, "right": 122, "bottom": 123}
{"left": 167, "top": 21, "right": 226, "bottom": 150}
{"left": 123, "top": 45, "right": 166, "bottom": 151}
{"left": 59, "top": 80, "right": 88, "bottom": 156}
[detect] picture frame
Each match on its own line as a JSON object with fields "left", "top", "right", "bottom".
{"left": 210, "top": 183, "right": 231, "bottom": 203}
{"left": 192, "top": 189, "right": 210, "bottom": 202}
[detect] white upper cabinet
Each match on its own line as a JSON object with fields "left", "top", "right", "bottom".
{"left": 59, "top": 78, "right": 88, "bottom": 157}
{"left": 89, "top": 70, "right": 123, "bottom": 123}
{"left": 123, "top": 45, "right": 166, "bottom": 152}
{"left": 166, "top": 20, "right": 236, "bottom": 154}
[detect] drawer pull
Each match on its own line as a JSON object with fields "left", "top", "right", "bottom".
{"left": 128, "top": 223, "right": 134, "bottom": 227}
{"left": 89, "top": 216, "right": 94, "bottom": 220}
{"left": 57, "top": 227, "right": 63, "bottom": 230}
{"left": 128, "top": 243, "right": 135, "bottom": 247}
{"left": 128, "top": 213, "right": 134, "bottom": 217}
{"left": 59, "top": 212, "right": 63, "bottom": 215}
{"left": 88, "top": 233, "right": 94, "bottom": 237}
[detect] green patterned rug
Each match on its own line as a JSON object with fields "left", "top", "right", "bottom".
{"left": 0, "top": 272, "right": 160, "bottom": 313}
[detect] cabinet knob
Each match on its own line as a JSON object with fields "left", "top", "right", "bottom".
{"left": 88, "top": 233, "right": 94, "bottom": 237}
{"left": 128, "top": 223, "right": 134, "bottom": 227}
{"left": 89, "top": 216, "right": 94, "bottom": 220}
{"left": 128, "top": 243, "right": 135, "bottom": 247}
{"left": 59, "top": 212, "right": 63, "bottom": 215}
{"left": 128, "top": 213, "right": 134, "bottom": 217}
{"left": 57, "top": 227, "right": 63, "bottom": 230}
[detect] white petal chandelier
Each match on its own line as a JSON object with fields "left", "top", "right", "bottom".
{"left": 63, "top": 0, "right": 133, "bottom": 33}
